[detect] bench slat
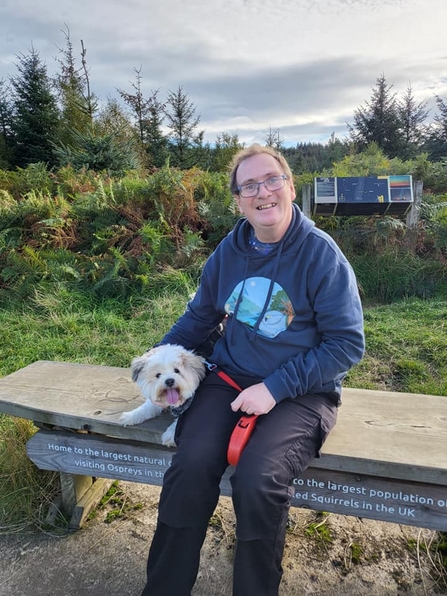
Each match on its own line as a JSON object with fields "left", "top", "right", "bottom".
{"left": 27, "top": 429, "right": 447, "bottom": 531}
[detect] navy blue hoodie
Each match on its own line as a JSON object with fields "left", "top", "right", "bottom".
{"left": 160, "top": 204, "right": 365, "bottom": 403}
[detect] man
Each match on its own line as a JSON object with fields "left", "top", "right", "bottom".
{"left": 141, "top": 144, "right": 365, "bottom": 596}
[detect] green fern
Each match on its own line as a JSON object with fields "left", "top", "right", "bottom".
{"left": 91, "top": 247, "right": 132, "bottom": 298}
{"left": 421, "top": 200, "right": 447, "bottom": 250}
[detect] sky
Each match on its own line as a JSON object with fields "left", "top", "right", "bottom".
{"left": 1, "top": 0, "right": 446, "bottom": 147}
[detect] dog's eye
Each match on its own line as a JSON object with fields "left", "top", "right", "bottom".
{"left": 156, "top": 373, "right": 161, "bottom": 379}
{"left": 174, "top": 368, "right": 180, "bottom": 374}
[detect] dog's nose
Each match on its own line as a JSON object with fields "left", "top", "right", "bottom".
{"left": 165, "top": 378, "right": 175, "bottom": 387}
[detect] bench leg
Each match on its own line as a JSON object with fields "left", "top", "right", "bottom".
{"left": 59, "top": 472, "right": 115, "bottom": 530}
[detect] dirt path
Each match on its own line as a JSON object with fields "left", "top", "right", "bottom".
{"left": 0, "top": 482, "right": 445, "bottom": 596}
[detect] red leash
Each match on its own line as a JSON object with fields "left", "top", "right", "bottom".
{"left": 205, "top": 361, "right": 259, "bottom": 466}
{"left": 226, "top": 414, "right": 259, "bottom": 466}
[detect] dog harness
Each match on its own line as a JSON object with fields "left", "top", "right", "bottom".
{"left": 205, "top": 361, "right": 259, "bottom": 467}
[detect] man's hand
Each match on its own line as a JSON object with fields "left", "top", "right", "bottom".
{"left": 230, "top": 382, "right": 276, "bottom": 416}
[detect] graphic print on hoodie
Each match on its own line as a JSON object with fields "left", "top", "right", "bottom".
{"left": 225, "top": 278, "right": 295, "bottom": 339}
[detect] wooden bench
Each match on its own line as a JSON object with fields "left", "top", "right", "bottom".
{"left": 0, "top": 360, "right": 446, "bottom": 532}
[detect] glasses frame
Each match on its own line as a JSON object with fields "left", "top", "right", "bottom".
{"left": 237, "top": 174, "right": 288, "bottom": 198}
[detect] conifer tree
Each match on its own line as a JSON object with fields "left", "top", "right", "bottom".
{"left": 10, "top": 47, "right": 60, "bottom": 167}
{"left": 264, "top": 127, "right": 284, "bottom": 151}
{"left": 211, "top": 133, "right": 244, "bottom": 172}
{"left": 164, "top": 86, "right": 203, "bottom": 168}
{"left": 145, "top": 88, "right": 169, "bottom": 167}
{"left": 348, "top": 74, "right": 403, "bottom": 158}
{"left": 54, "top": 25, "right": 92, "bottom": 147}
{"left": 398, "top": 83, "right": 429, "bottom": 159}
{"left": 117, "top": 68, "right": 168, "bottom": 168}
{"left": 53, "top": 127, "right": 140, "bottom": 175}
{"left": 425, "top": 95, "right": 447, "bottom": 161}
{"left": 79, "top": 39, "right": 98, "bottom": 128}
{"left": 0, "top": 79, "right": 15, "bottom": 168}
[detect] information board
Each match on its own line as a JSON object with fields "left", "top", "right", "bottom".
{"left": 314, "top": 176, "right": 413, "bottom": 216}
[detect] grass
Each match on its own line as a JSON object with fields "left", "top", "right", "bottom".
{"left": 346, "top": 297, "right": 447, "bottom": 394}
{"left": 304, "top": 513, "right": 333, "bottom": 546}
{"left": 0, "top": 415, "right": 60, "bottom": 532}
{"left": 348, "top": 542, "right": 363, "bottom": 565}
{"left": 0, "top": 287, "right": 188, "bottom": 377}
{"left": 87, "top": 481, "right": 144, "bottom": 524}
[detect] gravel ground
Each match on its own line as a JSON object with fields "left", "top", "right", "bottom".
{"left": 0, "top": 482, "right": 445, "bottom": 596}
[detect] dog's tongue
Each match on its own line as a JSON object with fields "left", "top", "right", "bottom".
{"left": 166, "top": 388, "right": 180, "bottom": 405}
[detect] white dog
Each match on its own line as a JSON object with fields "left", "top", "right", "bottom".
{"left": 120, "top": 344, "right": 206, "bottom": 446}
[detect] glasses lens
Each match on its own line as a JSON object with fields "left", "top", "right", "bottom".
{"left": 239, "top": 176, "right": 286, "bottom": 197}
{"left": 265, "top": 176, "right": 285, "bottom": 191}
{"left": 240, "top": 183, "right": 257, "bottom": 197}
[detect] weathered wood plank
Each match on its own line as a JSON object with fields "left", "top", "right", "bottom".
{"left": 27, "top": 430, "right": 447, "bottom": 531}
{"left": 59, "top": 472, "right": 93, "bottom": 514}
{"left": 68, "top": 477, "right": 115, "bottom": 531}
{"left": 292, "top": 469, "right": 447, "bottom": 530}
{"left": 0, "top": 360, "right": 168, "bottom": 442}
{"left": 1, "top": 360, "right": 447, "bottom": 484}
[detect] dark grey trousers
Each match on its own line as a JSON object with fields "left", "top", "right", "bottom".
{"left": 141, "top": 371, "right": 338, "bottom": 596}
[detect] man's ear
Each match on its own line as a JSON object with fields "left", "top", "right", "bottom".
{"left": 289, "top": 179, "right": 296, "bottom": 202}
{"left": 234, "top": 194, "right": 244, "bottom": 214}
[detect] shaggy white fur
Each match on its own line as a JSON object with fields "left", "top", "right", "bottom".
{"left": 120, "top": 344, "right": 206, "bottom": 446}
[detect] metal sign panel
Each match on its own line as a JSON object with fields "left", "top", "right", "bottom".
{"left": 314, "top": 176, "right": 413, "bottom": 216}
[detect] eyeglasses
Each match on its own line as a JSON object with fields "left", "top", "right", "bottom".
{"left": 237, "top": 175, "right": 288, "bottom": 198}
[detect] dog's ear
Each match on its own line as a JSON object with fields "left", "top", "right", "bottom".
{"left": 181, "top": 351, "right": 206, "bottom": 380}
{"left": 131, "top": 355, "right": 147, "bottom": 382}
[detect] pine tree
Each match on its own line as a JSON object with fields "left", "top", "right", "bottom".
{"left": 10, "top": 47, "right": 60, "bottom": 167}
{"left": 54, "top": 25, "right": 92, "bottom": 147}
{"left": 95, "top": 97, "right": 142, "bottom": 169}
{"left": 145, "top": 88, "right": 169, "bottom": 168}
{"left": 79, "top": 39, "right": 98, "bottom": 128}
{"left": 118, "top": 67, "right": 151, "bottom": 145}
{"left": 0, "top": 78, "right": 15, "bottom": 168}
{"left": 264, "top": 127, "right": 284, "bottom": 151}
{"left": 164, "top": 86, "right": 202, "bottom": 168}
{"left": 117, "top": 68, "right": 168, "bottom": 168}
{"left": 54, "top": 96, "right": 141, "bottom": 175}
{"left": 54, "top": 127, "right": 140, "bottom": 175}
{"left": 348, "top": 74, "right": 403, "bottom": 158}
{"left": 425, "top": 95, "right": 447, "bottom": 161}
{"left": 211, "top": 133, "right": 244, "bottom": 172}
{"left": 397, "top": 83, "right": 429, "bottom": 159}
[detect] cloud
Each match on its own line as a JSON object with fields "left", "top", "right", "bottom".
{"left": 1, "top": 0, "right": 447, "bottom": 145}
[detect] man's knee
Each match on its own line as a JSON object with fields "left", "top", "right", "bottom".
{"left": 230, "top": 463, "right": 291, "bottom": 541}
{"left": 231, "top": 457, "right": 290, "bottom": 498}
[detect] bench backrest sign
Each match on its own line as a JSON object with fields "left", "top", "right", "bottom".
{"left": 27, "top": 429, "right": 447, "bottom": 531}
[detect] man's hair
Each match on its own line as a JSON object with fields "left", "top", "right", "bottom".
{"left": 228, "top": 144, "right": 293, "bottom": 195}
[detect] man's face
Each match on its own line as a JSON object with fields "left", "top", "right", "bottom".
{"left": 235, "top": 153, "right": 296, "bottom": 243}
